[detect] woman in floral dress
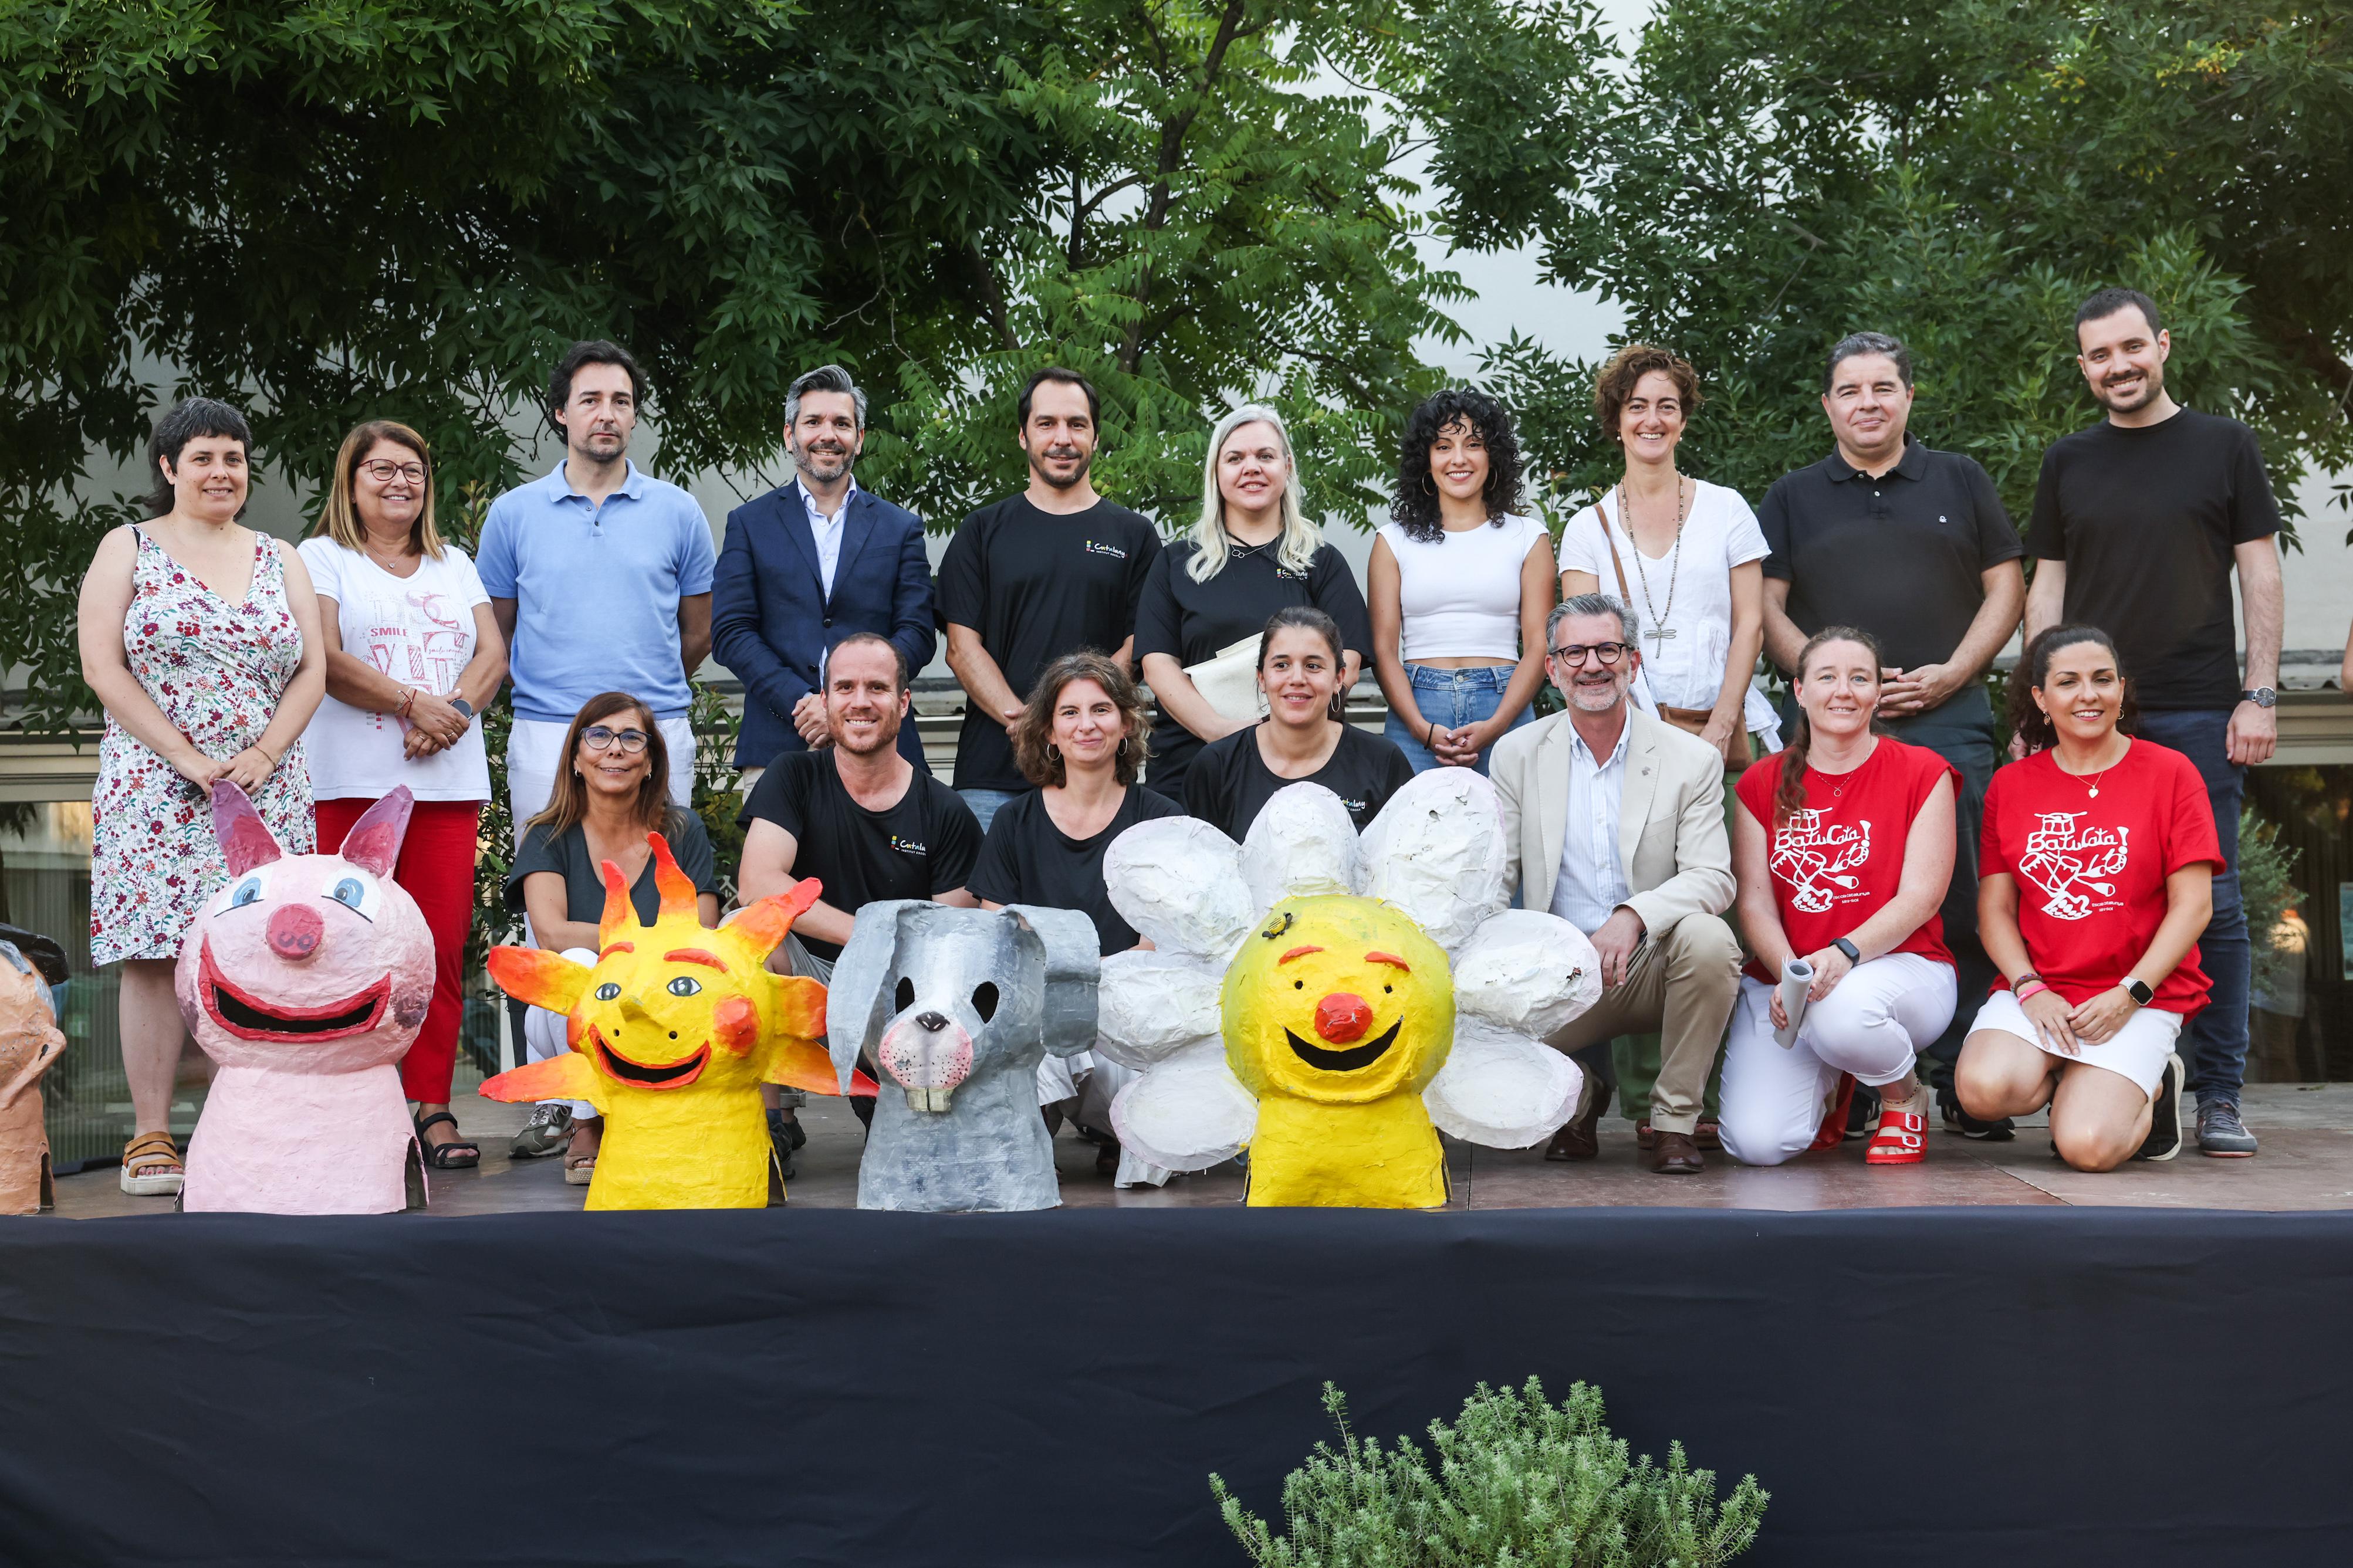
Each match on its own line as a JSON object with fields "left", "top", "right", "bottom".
{"left": 76, "top": 398, "right": 325, "bottom": 1196}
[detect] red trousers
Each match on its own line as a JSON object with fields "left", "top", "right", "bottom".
{"left": 314, "top": 796, "right": 482, "bottom": 1105}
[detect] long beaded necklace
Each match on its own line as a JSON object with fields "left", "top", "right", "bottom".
{"left": 1616, "top": 476, "right": 1691, "bottom": 649}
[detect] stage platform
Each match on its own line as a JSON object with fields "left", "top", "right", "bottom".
{"left": 11, "top": 1087, "right": 2353, "bottom": 1567}
{"left": 45, "top": 1081, "right": 2353, "bottom": 1217}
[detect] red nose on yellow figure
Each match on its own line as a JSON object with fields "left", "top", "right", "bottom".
{"left": 1313, "top": 992, "right": 1373, "bottom": 1044}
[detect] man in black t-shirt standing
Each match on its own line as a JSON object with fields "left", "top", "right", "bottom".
{"left": 2025, "top": 287, "right": 2284, "bottom": 1158}
{"left": 939, "top": 368, "right": 1161, "bottom": 830}
{"left": 738, "top": 632, "right": 982, "bottom": 1139}
{"left": 1759, "top": 331, "right": 2025, "bottom": 1127}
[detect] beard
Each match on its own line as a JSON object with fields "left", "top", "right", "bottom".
{"left": 1028, "top": 445, "right": 1091, "bottom": 489}
{"left": 793, "top": 443, "right": 854, "bottom": 484}
{"left": 831, "top": 708, "right": 902, "bottom": 757}
{"left": 2092, "top": 365, "right": 2163, "bottom": 413}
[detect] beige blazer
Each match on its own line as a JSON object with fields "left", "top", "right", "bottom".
{"left": 1490, "top": 706, "right": 1735, "bottom": 937}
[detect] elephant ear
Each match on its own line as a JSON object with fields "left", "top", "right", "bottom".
{"left": 825, "top": 900, "right": 924, "bottom": 1095}
{"left": 1003, "top": 905, "right": 1100, "bottom": 1060}
{"left": 1109, "top": 1039, "right": 1257, "bottom": 1173}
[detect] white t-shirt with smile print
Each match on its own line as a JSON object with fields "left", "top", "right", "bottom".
{"left": 297, "top": 538, "right": 492, "bottom": 802}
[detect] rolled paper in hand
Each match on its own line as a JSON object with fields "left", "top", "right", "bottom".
{"left": 1773, "top": 958, "right": 1814, "bottom": 1050}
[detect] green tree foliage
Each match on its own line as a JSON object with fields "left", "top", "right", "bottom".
{"left": 2240, "top": 803, "right": 2303, "bottom": 999}
{"left": 1211, "top": 1377, "right": 1767, "bottom": 1567}
{"left": 0, "top": 0, "right": 1053, "bottom": 733}
{"left": 1441, "top": 1, "right": 2353, "bottom": 541}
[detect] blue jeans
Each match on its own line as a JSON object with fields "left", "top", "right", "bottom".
{"left": 2132, "top": 709, "right": 2250, "bottom": 1107}
{"left": 1384, "top": 665, "right": 1532, "bottom": 776}
{"left": 957, "top": 788, "right": 1020, "bottom": 834}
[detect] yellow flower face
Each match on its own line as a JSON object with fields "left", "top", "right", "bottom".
{"left": 567, "top": 919, "right": 779, "bottom": 1098}
{"left": 1221, "top": 895, "right": 1453, "bottom": 1107}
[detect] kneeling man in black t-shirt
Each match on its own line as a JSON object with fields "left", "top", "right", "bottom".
{"left": 739, "top": 632, "right": 982, "bottom": 1139}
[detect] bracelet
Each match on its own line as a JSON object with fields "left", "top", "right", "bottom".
{"left": 2013, "top": 980, "right": 2051, "bottom": 1003}
{"left": 394, "top": 687, "right": 416, "bottom": 717}
{"left": 1427, "top": 720, "right": 1438, "bottom": 747}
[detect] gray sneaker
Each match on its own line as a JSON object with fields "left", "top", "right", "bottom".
{"left": 509, "top": 1103, "right": 574, "bottom": 1159}
{"left": 2196, "top": 1099, "right": 2258, "bottom": 1159}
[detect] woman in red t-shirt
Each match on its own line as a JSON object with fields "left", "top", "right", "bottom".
{"left": 1957, "top": 625, "right": 2219, "bottom": 1170}
{"left": 1725, "top": 626, "right": 1958, "bottom": 1166}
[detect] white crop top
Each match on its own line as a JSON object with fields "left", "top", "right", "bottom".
{"left": 1377, "top": 512, "right": 1551, "bottom": 662}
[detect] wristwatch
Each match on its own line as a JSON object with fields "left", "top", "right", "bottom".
{"left": 1831, "top": 937, "right": 1861, "bottom": 963}
{"left": 2241, "top": 687, "right": 2277, "bottom": 709}
{"left": 2121, "top": 977, "right": 2154, "bottom": 1006}
{"left": 450, "top": 697, "right": 475, "bottom": 722}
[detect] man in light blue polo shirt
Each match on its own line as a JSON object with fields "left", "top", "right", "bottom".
{"left": 478, "top": 338, "right": 718, "bottom": 834}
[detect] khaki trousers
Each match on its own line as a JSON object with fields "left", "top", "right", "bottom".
{"left": 1541, "top": 913, "right": 1741, "bottom": 1136}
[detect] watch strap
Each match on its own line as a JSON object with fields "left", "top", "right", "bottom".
{"left": 2241, "top": 687, "right": 2277, "bottom": 708}
{"left": 2122, "top": 977, "right": 2154, "bottom": 1006}
{"left": 1832, "top": 937, "right": 1861, "bottom": 963}
{"left": 451, "top": 697, "right": 475, "bottom": 720}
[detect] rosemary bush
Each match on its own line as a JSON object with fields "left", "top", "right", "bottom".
{"left": 1212, "top": 1378, "right": 1766, "bottom": 1568}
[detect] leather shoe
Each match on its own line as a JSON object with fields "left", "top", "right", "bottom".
{"left": 1648, "top": 1130, "right": 1703, "bottom": 1174}
{"left": 1544, "top": 1080, "right": 1611, "bottom": 1161}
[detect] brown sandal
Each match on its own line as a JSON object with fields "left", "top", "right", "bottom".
{"left": 120, "top": 1129, "right": 184, "bottom": 1197}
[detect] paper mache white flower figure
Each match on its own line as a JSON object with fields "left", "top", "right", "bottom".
{"left": 1095, "top": 768, "right": 1602, "bottom": 1208}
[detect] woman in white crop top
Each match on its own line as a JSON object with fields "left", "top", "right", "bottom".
{"left": 1369, "top": 388, "right": 1557, "bottom": 775}
{"left": 1557, "top": 345, "right": 1777, "bottom": 775}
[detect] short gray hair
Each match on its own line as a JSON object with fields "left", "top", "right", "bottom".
{"left": 785, "top": 364, "right": 867, "bottom": 430}
{"left": 1549, "top": 593, "right": 1638, "bottom": 648}
{"left": 1823, "top": 331, "right": 1912, "bottom": 392}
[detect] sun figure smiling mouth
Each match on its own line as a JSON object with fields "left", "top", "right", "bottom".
{"left": 588, "top": 1026, "right": 711, "bottom": 1089}
{"left": 1284, "top": 1017, "right": 1401, "bottom": 1073}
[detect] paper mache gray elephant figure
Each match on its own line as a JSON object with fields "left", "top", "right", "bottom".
{"left": 827, "top": 901, "right": 1100, "bottom": 1212}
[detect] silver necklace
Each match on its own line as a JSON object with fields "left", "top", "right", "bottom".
{"left": 1617, "top": 476, "right": 1690, "bottom": 647}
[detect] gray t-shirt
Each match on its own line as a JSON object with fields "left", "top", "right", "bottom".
{"left": 504, "top": 809, "right": 718, "bottom": 927}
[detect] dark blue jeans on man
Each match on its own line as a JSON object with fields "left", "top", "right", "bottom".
{"left": 1876, "top": 684, "right": 1999, "bottom": 1083}
{"left": 2130, "top": 708, "right": 2250, "bottom": 1109}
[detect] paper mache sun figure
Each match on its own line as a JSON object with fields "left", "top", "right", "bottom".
{"left": 480, "top": 835, "right": 871, "bottom": 1210}
{"left": 1097, "top": 770, "right": 1602, "bottom": 1208}
{"left": 176, "top": 784, "right": 435, "bottom": 1214}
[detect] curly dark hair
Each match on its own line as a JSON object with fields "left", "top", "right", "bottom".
{"left": 1012, "top": 649, "right": 1152, "bottom": 788}
{"left": 1593, "top": 344, "right": 1703, "bottom": 438}
{"left": 1390, "top": 387, "right": 1524, "bottom": 542}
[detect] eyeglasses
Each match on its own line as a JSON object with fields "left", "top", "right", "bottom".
{"left": 582, "top": 726, "right": 650, "bottom": 754}
{"left": 1548, "top": 642, "right": 1630, "bottom": 667}
{"left": 357, "top": 460, "right": 427, "bottom": 485}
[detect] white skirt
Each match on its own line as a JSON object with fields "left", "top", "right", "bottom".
{"left": 1966, "top": 988, "right": 2184, "bottom": 1094}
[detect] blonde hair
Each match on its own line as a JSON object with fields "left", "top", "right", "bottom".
{"left": 315, "top": 419, "right": 446, "bottom": 560}
{"left": 1188, "top": 404, "right": 1321, "bottom": 583}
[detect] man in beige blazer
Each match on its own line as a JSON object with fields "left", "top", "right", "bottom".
{"left": 1492, "top": 594, "right": 1742, "bottom": 1173}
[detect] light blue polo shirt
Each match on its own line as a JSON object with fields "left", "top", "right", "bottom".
{"left": 476, "top": 460, "right": 718, "bottom": 722}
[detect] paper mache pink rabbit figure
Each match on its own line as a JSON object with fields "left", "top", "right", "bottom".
{"left": 175, "top": 783, "right": 435, "bottom": 1213}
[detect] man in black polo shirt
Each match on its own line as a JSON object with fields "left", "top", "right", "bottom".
{"left": 1759, "top": 331, "right": 2024, "bottom": 1132}
{"left": 939, "top": 367, "right": 1161, "bottom": 830}
{"left": 739, "top": 632, "right": 982, "bottom": 1146}
{"left": 2024, "top": 286, "right": 2284, "bottom": 1159}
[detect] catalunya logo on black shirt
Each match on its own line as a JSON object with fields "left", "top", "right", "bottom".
{"left": 890, "top": 834, "right": 929, "bottom": 858}
{"left": 1083, "top": 539, "right": 1128, "bottom": 560}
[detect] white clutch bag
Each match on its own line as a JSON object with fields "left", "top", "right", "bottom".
{"left": 1181, "top": 635, "right": 1266, "bottom": 726}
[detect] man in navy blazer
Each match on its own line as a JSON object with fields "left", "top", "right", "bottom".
{"left": 714, "top": 364, "right": 937, "bottom": 781}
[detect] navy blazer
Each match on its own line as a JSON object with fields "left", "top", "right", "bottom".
{"left": 712, "top": 482, "right": 938, "bottom": 769}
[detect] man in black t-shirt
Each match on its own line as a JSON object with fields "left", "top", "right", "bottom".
{"left": 738, "top": 632, "right": 982, "bottom": 1136}
{"left": 2024, "top": 287, "right": 2284, "bottom": 1158}
{"left": 1759, "top": 331, "right": 2024, "bottom": 1117}
{"left": 939, "top": 368, "right": 1161, "bottom": 830}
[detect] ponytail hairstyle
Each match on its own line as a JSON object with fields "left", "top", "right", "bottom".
{"left": 1258, "top": 605, "right": 1350, "bottom": 721}
{"left": 1775, "top": 625, "right": 1885, "bottom": 826}
{"left": 2010, "top": 624, "right": 2136, "bottom": 756}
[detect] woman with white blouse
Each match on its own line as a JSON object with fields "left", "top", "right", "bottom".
{"left": 1370, "top": 388, "right": 1556, "bottom": 776}
{"left": 1558, "top": 345, "right": 1779, "bottom": 773}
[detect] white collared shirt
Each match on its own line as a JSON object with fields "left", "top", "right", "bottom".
{"left": 797, "top": 475, "right": 859, "bottom": 598}
{"left": 1549, "top": 716, "right": 1634, "bottom": 935}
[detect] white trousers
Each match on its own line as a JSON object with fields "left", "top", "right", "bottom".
{"left": 523, "top": 946, "right": 601, "bottom": 1120}
{"left": 1719, "top": 952, "right": 1956, "bottom": 1168}
{"left": 507, "top": 713, "right": 697, "bottom": 849}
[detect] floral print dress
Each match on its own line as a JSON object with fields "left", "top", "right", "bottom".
{"left": 90, "top": 530, "right": 314, "bottom": 964}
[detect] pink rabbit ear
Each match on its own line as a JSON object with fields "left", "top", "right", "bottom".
{"left": 337, "top": 786, "right": 414, "bottom": 878}
{"left": 212, "top": 781, "right": 282, "bottom": 876}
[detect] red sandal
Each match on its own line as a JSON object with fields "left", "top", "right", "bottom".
{"left": 1864, "top": 1101, "right": 1926, "bottom": 1165}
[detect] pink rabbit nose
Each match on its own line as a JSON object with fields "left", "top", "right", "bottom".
{"left": 266, "top": 903, "right": 324, "bottom": 960}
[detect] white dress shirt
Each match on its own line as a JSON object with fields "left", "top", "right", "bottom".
{"left": 797, "top": 475, "right": 858, "bottom": 598}
{"left": 1547, "top": 714, "right": 1634, "bottom": 934}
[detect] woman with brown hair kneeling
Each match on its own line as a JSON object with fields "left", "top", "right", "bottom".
{"left": 1722, "top": 627, "right": 1958, "bottom": 1166}
{"left": 506, "top": 692, "right": 720, "bottom": 1182}
{"left": 970, "top": 651, "right": 1184, "bottom": 1180}
{"left": 1956, "top": 626, "right": 2217, "bottom": 1169}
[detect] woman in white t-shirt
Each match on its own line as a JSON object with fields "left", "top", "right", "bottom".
{"left": 1558, "top": 345, "right": 1779, "bottom": 773}
{"left": 1370, "top": 388, "right": 1557, "bottom": 775}
{"left": 298, "top": 420, "right": 508, "bottom": 1169}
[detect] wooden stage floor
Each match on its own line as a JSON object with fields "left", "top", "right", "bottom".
{"left": 45, "top": 1082, "right": 2353, "bottom": 1219}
